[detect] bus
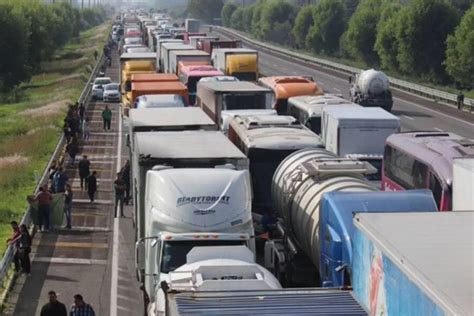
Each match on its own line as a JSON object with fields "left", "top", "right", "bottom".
{"left": 382, "top": 132, "right": 474, "bottom": 211}
{"left": 258, "top": 76, "right": 324, "bottom": 115}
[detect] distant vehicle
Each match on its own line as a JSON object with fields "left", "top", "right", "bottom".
{"left": 198, "top": 76, "right": 239, "bottom": 83}
{"left": 184, "top": 18, "right": 201, "bottom": 33}
{"left": 258, "top": 76, "right": 324, "bottom": 114}
{"left": 178, "top": 65, "right": 223, "bottom": 105}
{"left": 91, "top": 77, "right": 112, "bottom": 100}
{"left": 135, "top": 94, "right": 186, "bottom": 109}
{"left": 102, "top": 83, "right": 120, "bottom": 102}
{"left": 198, "top": 39, "right": 243, "bottom": 55}
{"left": 382, "top": 132, "right": 474, "bottom": 211}
{"left": 126, "top": 47, "right": 152, "bottom": 53}
{"left": 350, "top": 69, "right": 393, "bottom": 112}
{"left": 131, "top": 82, "right": 188, "bottom": 107}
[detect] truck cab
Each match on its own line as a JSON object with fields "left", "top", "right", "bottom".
{"left": 319, "top": 190, "right": 438, "bottom": 288}
{"left": 136, "top": 167, "right": 255, "bottom": 309}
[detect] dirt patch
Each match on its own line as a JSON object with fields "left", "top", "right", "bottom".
{"left": 19, "top": 99, "right": 69, "bottom": 118}
{"left": 0, "top": 154, "right": 29, "bottom": 170}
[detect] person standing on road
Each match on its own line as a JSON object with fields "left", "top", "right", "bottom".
{"left": 9, "top": 224, "right": 31, "bottom": 274}
{"left": 40, "top": 291, "right": 67, "bottom": 316}
{"left": 66, "top": 136, "right": 79, "bottom": 165}
{"left": 102, "top": 105, "right": 112, "bottom": 130}
{"left": 114, "top": 173, "right": 126, "bottom": 217}
{"left": 87, "top": 171, "right": 98, "bottom": 203}
{"left": 82, "top": 118, "right": 90, "bottom": 141}
{"left": 6, "top": 221, "right": 21, "bottom": 273}
{"left": 78, "top": 102, "right": 85, "bottom": 124}
{"left": 78, "top": 155, "right": 91, "bottom": 191}
{"left": 33, "top": 186, "right": 53, "bottom": 232}
{"left": 53, "top": 168, "right": 68, "bottom": 193}
{"left": 457, "top": 91, "right": 464, "bottom": 110}
{"left": 120, "top": 160, "right": 131, "bottom": 205}
{"left": 64, "top": 184, "right": 73, "bottom": 229}
{"left": 70, "top": 294, "right": 95, "bottom": 316}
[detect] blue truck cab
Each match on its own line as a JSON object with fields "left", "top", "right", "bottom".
{"left": 319, "top": 190, "right": 438, "bottom": 288}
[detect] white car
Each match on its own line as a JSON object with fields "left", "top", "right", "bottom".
{"left": 91, "top": 77, "right": 112, "bottom": 100}
{"left": 103, "top": 83, "right": 120, "bottom": 102}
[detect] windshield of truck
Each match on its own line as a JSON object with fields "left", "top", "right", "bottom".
{"left": 223, "top": 93, "right": 269, "bottom": 111}
{"left": 249, "top": 148, "right": 298, "bottom": 210}
{"left": 160, "top": 240, "right": 246, "bottom": 273}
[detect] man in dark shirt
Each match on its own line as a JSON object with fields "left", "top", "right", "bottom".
{"left": 114, "top": 173, "right": 126, "bottom": 218}
{"left": 78, "top": 155, "right": 91, "bottom": 191}
{"left": 87, "top": 171, "right": 98, "bottom": 203}
{"left": 40, "top": 291, "right": 67, "bottom": 316}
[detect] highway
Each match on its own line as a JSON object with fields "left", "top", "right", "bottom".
{"left": 4, "top": 23, "right": 473, "bottom": 316}
{"left": 214, "top": 28, "right": 474, "bottom": 139}
{"left": 5, "top": 48, "right": 143, "bottom": 316}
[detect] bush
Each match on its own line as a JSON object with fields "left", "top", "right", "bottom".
{"left": 221, "top": 2, "right": 237, "bottom": 27}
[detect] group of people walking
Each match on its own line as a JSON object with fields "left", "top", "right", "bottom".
{"left": 40, "top": 292, "right": 95, "bottom": 316}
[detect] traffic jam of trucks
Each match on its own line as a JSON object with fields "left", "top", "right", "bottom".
{"left": 113, "top": 11, "right": 474, "bottom": 316}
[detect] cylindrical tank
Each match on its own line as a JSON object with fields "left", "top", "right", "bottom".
{"left": 357, "top": 69, "right": 390, "bottom": 95}
{"left": 271, "top": 148, "right": 376, "bottom": 270}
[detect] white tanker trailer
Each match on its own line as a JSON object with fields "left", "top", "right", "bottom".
{"left": 264, "top": 148, "right": 377, "bottom": 286}
{"left": 350, "top": 69, "right": 393, "bottom": 112}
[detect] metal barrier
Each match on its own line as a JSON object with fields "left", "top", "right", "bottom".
{"left": 0, "top": 49, "right": 106, "bottom": 287}
{"left": 214, "top": 26, "right": 474, "bottom": 111}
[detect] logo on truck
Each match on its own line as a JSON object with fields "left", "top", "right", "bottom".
{"left": 176, "top": 195, "right": 230, "bottom": 207}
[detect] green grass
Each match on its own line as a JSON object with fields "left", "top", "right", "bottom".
{"left": 0, "top": 22, "right": 109, "bottom": 254}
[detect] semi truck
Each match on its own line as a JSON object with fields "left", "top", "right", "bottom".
{"left": 352, "top": 211, "right": 473, "bottom": 316}
{"left": 211, "top": 48, "right": 259, "bottom": 81}
{"left": 227, "top": 115, "right": 324, "bottom": 212}
{"left": 321, "top": 106, "right": 400, "bottom": 181}
{"left": 267, "top": 150, "right": 376, "bottom": 286}
{"left": 168, "top": 50, "right": 210, "bottom": 74}
{"left": 178, "top": 65, "right": 223, "bottom": 105}
{"left": 318, "top": 190, "right": 437, "bottom": 288}
{"left": 136, "top": 167, "right": 255, "bottom": 310}
{"left": 159, "top": 43, "right": 193, "bottom": 72}
{"left": 156, "top": 39, "right": 183, "bottom": 68}
{"left": 153, "top": 246, "right": 282, "bottom": 315}
{"left": 350, "top": 69, "right": 393, "bottom": 112}
{"left": 184, "top": 18, "right": 200, "bottom": 33}
{"left": 287, "top": 94, "right": 360, "bottom": 135}
{"left": 196, "top": 81, "right": 273, "bottom": 129}
{"left": 189, "top": 36, "right": 219, "bottom": 49}
{"left": 198, "top": 39, "right": 242, "bottom": 55}
{"left": 130, "top": 81, "right": 188, "bottom": 107}
{"left": 119, "top": 52, "right": 157, "bottom": 108}
{"left": 258, "top": 76, "right": 324, "bottom": 114}
{"left": 452, "top": 158, "right": 474, "bottom": 211}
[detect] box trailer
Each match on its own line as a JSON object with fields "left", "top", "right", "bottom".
{"left": 352, "top": 211, "right": 474, "bottom": 316}
{"left": 452, "top": 158, "right": 474, "bottom": 211}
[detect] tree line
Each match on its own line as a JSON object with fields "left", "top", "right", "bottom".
{"left": 0, "top": 0, "right": 108, "bottom": 91}
{"left": 220, "top": 0, "right": 473, "bottom": 88}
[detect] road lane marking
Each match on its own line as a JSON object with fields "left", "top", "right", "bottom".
{"left": 401, "top": 115, "right": 415, "bottom": 121}
{"left": 35, "top": 242, "right": 109, "bottom": 249}
{"left": 33, "top": 257, "right": 107, "bottom": 265}
{"left": 434, "top": 127, "right": 444, "bottom": 132}
{"left": 56, "top": 226, "right": 110, "bottom": 232}
{"left": 110, "top": 104, "right": 122, "bottom": 316}
{"left": 73, "top": 199, "right": 113, "bottom": 204}
{"left": 393, "top": 97, "right": 474, "bottom": 128}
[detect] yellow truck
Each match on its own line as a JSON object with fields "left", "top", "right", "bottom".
{"left": 211, "top": 48, "right": 258, "bottom": 81}
{"left": 119, "top": 52, "right": 156, "bottom": 110}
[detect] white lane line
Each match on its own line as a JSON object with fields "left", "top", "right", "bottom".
{"left": 110, "top": 105, "right": 123, "bottom": 316}
{"left": 401, "top": 115, "right": 415, "bottom": 121}
{"left": 434, "top": 127, "right": 444, "bottom": 132}
{"left": 394, "top": 97, "right": 474, "bottom": 128}
{"left": 34, "top": 257, "right": 107, "bottom": 265}
{"left": 55, "top": 226, "right": 110, "bottom": 232}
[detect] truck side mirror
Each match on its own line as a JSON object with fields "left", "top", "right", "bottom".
{"left": 135, "top": 239, "right": 146, "bottom": 272}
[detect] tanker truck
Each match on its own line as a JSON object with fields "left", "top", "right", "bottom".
{"left": 264, "top": 148, "right": 437, "bottom": 287}
{"left": 350, "top": 69, "right": 393, "bottom": 112}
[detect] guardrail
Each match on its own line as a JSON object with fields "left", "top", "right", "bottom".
{"left": 214, "top": 26, "right": 474, "bottom": 111}
{"left": 0, "top": 48, "right": 106, "bottom": 289}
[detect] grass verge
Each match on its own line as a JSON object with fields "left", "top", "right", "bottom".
{"left": 0, "top": 22, "right": 109, "bottom": 254}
